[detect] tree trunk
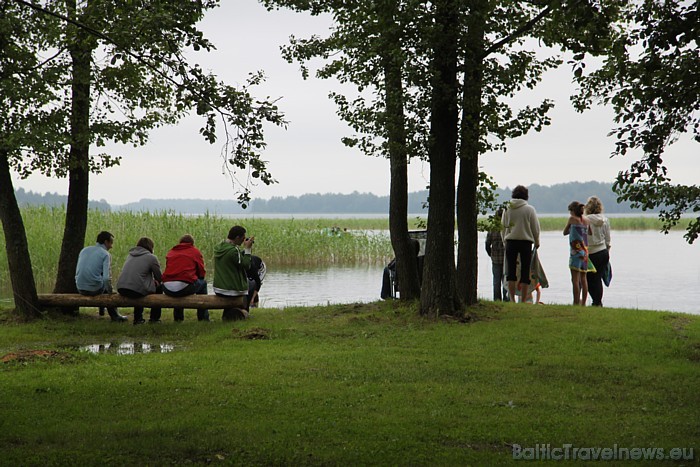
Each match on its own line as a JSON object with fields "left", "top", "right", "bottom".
{"left": 420, "top": 0, "right": 462, "bottom": 316}
{"left": 378, "top": 0, "right": 420, "bottom": 300}
{"left": 456, "top": 0, "right": 487, "bottom": 306}
{"left": 54, "top": 0, "right": 93, "bottom": 295}
{"left": 0, "top": 149, "right": 41, "bottom": 319}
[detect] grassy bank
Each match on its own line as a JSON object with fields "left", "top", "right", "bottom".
{"left": 0, "top": 301, "right": 698, "bottom": 465}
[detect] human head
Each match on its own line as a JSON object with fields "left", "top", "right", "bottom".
{"left": 585, "top": 196, "right": 604, "bottom": 215}
{"left": 137, "top": 237, "right": 154, "bottom": 253}
{"left": 228, "top": 225, "right": 247, "bottom": 243}
{"left": 568, "top": 201, "right": 584, "bottom": 217}
{"left": 179, "top": 234, "right": 195, "bottom": 245}
{"left": 512, "top": 185, "right": 529, "bottom": 200}
{"left": 96, "top": 231, "right": 114, "bottom": 248}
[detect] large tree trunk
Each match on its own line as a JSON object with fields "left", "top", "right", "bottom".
{"left": 53, "top": 0, "right": 93, "bottom": 295}
{"left": 420, "top": 0, "right": 462, "bottom": 316}
{"left": 0, "top": 149, "right": 41, "bottom": 319}
{"left": 456, "top": 0, "right": 487, "bottom": 306}
{"left": 378, "top": 0, "right": 420, "bottom": 300}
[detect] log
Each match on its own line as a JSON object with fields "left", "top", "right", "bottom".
{"left": 37, "top": 293, "right": 246, "bottom": 310}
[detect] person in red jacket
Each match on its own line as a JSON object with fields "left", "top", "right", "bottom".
{"left": 161, "top": 234, "right": 209, "bottom": 321}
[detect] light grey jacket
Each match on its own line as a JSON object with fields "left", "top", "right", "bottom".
{"left": 116, "top": 246, "right": 162, "bottom": 295}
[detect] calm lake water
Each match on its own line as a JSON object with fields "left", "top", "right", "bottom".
{"left": 258, "top": 230, "right": 700, "bottom": 315}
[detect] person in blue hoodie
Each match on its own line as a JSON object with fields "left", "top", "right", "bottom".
{"left": 213, "top": 225, "right": 255, "bottom": 320}
{"left": 75, "top": 231, "right": 127, "bottom": 321}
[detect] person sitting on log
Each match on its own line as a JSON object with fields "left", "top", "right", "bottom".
{"left": 161, "top": 234, "right": 209, "bottom": 322}
{"left": 116, "top": 237, "right": 163, "bottom": 324}
{"left": 75, "top": 231, "right": 128, "bottom": 322}
{"left": 213, "top": 225, "right": 255, "bottom": 320}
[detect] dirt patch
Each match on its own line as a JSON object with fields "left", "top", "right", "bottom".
{"left": 231, "top": 328, "right": 271, "bottom": 340}
{"left": 662, "top": 314, "right": 692, "bottom": 333}
{"left": 688, "top": 342, "right": 700, "bottom": 363}
{"left": 2, "top": 349, "right": 74, "bottom": 364}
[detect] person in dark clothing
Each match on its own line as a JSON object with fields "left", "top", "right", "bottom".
{"left": 247, "top": 255, "right": 266, "bottom": 308}
{"left": 485, "top": 209, "right": 508, "bottom": 301}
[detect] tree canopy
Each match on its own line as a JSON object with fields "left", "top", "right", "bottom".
{"left": 574, "top": 0, "right": 699, "bottom": 243}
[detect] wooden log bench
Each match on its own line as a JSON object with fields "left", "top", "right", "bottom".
{"left": 37, "top": 294, "right": 248, "bottom": 320}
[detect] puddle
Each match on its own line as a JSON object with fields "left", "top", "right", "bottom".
{"left": 79, "top": 342, "right": 175, "bottom": 355}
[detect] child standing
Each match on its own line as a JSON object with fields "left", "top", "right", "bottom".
{"left": 563, "top": 201, "right": 593, "bottom": 305}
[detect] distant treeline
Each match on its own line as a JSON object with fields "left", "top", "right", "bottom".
{"left": 14, "top": 188, "right": 111, "bottom": 211}
{"left": 15, "top": 181, "right": 648, "bottom": 214}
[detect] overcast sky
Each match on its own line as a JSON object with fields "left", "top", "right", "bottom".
{"left": 12, "top": 0, "right": 698, "bottom": 205}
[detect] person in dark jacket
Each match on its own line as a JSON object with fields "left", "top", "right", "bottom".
{"left": 161, "top": 234, "right": 208, "bottom": 321}
{"left": 485, "top": 209, "right": 508, "bottom": 301}
{"left": 117, "top": 237, "right": 163, "bottom": 324}
{"left": 247, "top": 255, "right": 266, "bottom": 308}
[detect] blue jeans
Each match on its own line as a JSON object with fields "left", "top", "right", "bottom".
{"left": 78, "top": 284, "right": 121, "bottom": 320}
{"left": 164, "top": 278, "right": 209, "bottom": 321}
{"left": 491, "top": 262, "right": 508, "bottom": 301}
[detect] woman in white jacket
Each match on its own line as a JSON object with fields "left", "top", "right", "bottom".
{"left": 584, "top": 196, "right": 611, "bottom": 306}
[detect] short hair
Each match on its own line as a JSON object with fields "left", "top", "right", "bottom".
{"left": 136, "top": 237, "right": 154, "bottom": 253}
{"left": 568, "top": 201, "right": 584, "bottom": 217}
{"left": 228, "top": 225, "right": 246, "bottom": 241}
{"left": 585, "top": 196, "right": 604, "bottom": 215}
{"left": 179, "top": 234, "right": 195, "bottom": 244}
{"left": 512, "top": 185, "right": 529, "bottom": 200}
{"left": 96, "top": 231, "right": 114, "bottom": 244}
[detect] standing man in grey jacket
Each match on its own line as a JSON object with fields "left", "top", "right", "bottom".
{"left": 501, "top": 185, "right": 541, "bottom": 303}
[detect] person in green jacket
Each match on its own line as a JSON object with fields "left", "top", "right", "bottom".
{"left": 213, "top": 225, "right": 255, "bottom": 320}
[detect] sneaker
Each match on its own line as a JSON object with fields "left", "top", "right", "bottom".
{"left": 111, "top": 315, "right": 128, "bottom": 322}
{"left": 148, "top": 319, "right": 161, "bottom": 324}
{"left": 133, "top": 319, "right": 146, "bottom": 325}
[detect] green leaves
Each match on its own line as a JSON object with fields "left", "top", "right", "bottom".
{"left": 575, "top": 0, "right": 699, "bottom": 243}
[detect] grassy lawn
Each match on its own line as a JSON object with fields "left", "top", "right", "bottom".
{"left": 1, "top": 301, "right": 698, "bottom": 465}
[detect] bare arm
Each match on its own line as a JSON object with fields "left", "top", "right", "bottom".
{"left": 563, "top": 216, "right": 573, "bottom": 236}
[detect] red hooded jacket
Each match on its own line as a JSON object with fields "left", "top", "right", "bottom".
{"left": 161, "top": 242, "right": 206, "bottom": 283}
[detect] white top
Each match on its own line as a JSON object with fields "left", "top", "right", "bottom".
{"left": 586, "top": 213, "right": 611, "bottom": 254}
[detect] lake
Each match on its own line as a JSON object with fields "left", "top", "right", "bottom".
{"left": 257, "top": 230, "right": 700, "bottom": 315}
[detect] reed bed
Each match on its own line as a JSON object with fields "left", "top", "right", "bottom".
{"left": 0, "top": 207, "right": 395, "bottom": 295}
{"left": 537, "top": 216, "right": 690, "bottom": 231}
{"left": 0, "top": 207, "right": 687, "bottom": 296}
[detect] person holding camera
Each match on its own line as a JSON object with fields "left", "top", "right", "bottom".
{"left": 213, "top": 225, "right": 255, "bottom": 320}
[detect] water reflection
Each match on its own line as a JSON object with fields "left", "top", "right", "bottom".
{"left": 80, "top": 342, "right": 175, "bottom": 355}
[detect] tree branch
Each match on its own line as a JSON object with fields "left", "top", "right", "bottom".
{"left": 481, "top": 0, "right": 570, "bottom": 59}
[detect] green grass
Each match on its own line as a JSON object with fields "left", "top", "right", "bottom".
{"left": 1, "top": 301, "right": 698, "bottom": 465}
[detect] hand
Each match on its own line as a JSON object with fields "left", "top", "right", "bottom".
{"left": 243, "top": 236, "right": 255, "bottom": 249}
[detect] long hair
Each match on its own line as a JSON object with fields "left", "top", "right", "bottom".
{"left": 585, "top": 196, "right": 604, "bottom": 215}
